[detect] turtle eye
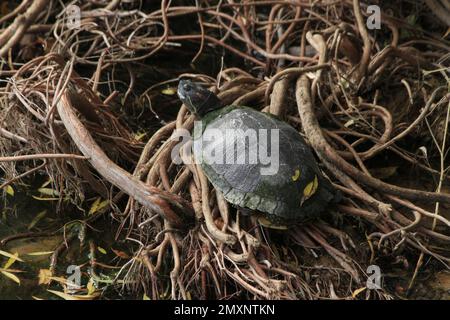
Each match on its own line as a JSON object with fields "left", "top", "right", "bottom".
{"left": 183, "top": 84, "right": 191, "bottom": 92}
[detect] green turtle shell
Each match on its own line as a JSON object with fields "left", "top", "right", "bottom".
{"left": 193, "top": 105, "right": 336, "bottom": 223}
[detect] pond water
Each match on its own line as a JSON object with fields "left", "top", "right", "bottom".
{"left": 0, "top": 183, "right": 125, "bottom": 300}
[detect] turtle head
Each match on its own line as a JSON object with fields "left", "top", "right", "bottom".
{"left": 177, "top": 79, "right": 223, "bottom": 118}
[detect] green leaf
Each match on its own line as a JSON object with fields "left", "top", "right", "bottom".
{"left": 291, "top": 169, "right": 301, "bottom": 182}
{"left": 97, "top": 247, "right": 107, "bottom": 255}
{"left": 5, "top": 185, "right": 14, "bottom": 196}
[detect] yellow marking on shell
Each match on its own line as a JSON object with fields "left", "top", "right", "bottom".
{"left": 257, "top": 216, "right": 289, "bottom": 230}
{"left": 303, "top": 175, "right": 319, "bottom": 200}
{"left": 291, "top": 169, "right": 301, "bottom": 181}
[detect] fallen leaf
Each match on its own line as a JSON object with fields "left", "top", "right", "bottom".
{"left": 3, "top": 253, "right": 19, "bottom": 269}
{"left": 303, "top": 175, "right": 318, "bottom": 199}
{"left": 26, "top": 251, "right": 54, "bottom": 256}
{"left": 0, "top": 250, "right": 24, "bottom": 262}
{"left": 28, "top": 210, "right": 47, "bottom": 230}
{"left": 89, "top": 198, "right": 109, "bottom": 215}
{"left": 352, "top": 287, "right": 367, "bottom": 298}
{"left": 97, "top": 247, "right": 107, "bottom": 255}
{"left": 161, "top": 88, "right": 176, "bottom": 95}
{"left": 38, "top": 269, "right": 53, "bottom": 285}
{"left": 87, "top": 279, "right": 96, "bottom": 295}
{"left": 1, "top": 270, "right": 21, "bottom": 284}
{"left": 40, "top": 179, "right": 53, "bottom": 188}
{"left": 37, "top": 187, "right": 60, "bottom": 196}
{"left": 5, "top": 185, "right": 14, "bottom": 196}
{"left": 134, "top": 132, "right": 147, "bottom": 141}
{"left": 111, "top": 248, "right": 130, "bottom": 259}
{"left": 32, "top": 196, "right": 60, "bottom": 201}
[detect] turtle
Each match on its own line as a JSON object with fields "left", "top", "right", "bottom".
{"left": 177, "top": 79, "right": 339, "bottom": 228}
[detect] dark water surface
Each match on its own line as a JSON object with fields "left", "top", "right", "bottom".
{"left": 0, "top": 184, "right": 121, "bottom": 300}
